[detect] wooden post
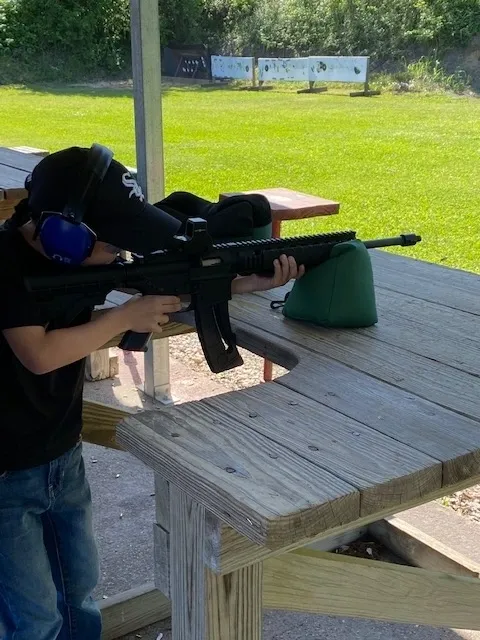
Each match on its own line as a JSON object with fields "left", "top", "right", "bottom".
{"left": 85, "top": 349, "right": 118, "bottom": 381}
{"left": 130, "top": 0, "right": 173, "bottom": 405}
{"left": 169, "top": 486, "right": 264, "bottom": 639}
{"left": 154, "top": 475, "right": 171, "bottom": 597}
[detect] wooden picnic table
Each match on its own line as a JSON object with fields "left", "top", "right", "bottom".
{"left": 82, "top": 248, "right": 480, "bottom": 638}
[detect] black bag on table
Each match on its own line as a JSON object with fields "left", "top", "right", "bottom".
{"left": 153, "top": 191, "right": 272, "bottom": 242}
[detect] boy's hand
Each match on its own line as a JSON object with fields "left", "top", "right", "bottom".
{"left": 231, "top": 255, "right": 305, "bottom": 295}
{"left": 2, "top": 294, "right": 182, "bottom": 375}
{"left": 118, "top": 295, "right": 183, "bottom": 333}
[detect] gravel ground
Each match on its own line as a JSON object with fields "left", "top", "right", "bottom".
{"left": 440, "top": 488, "right": 480, "bottom": 523}
{"left": 167, "top": 331, "right": 288, "bottom": 391}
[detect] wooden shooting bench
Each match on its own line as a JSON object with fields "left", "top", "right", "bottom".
{"left": 82, "top": 249, "right": 480, "bottom": 639}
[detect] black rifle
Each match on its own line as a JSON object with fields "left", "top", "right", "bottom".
{"left": 24, "top": 218, "right": 421, "bottom": 374}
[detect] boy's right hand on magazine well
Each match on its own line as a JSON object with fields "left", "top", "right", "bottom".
{"left": 118, "top": 294, "right": 182, "bottom": 333}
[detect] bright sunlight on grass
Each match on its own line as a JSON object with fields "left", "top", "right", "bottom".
{"left": 1, "top": 84, "right": 479, "bottom": 273}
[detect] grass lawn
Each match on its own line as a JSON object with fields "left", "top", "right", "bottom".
{"left": 1, "top": 84, "right": 479, "bottom": 273}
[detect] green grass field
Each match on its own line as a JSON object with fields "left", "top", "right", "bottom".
{"left": 1, "top": 84, "right": 479, "bottom": 273}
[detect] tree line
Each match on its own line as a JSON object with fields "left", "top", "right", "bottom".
{"left": 0, "top": 0, "right": 479, "bottom": 82}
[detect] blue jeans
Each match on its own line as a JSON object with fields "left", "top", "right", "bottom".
{"left": 0, "top": 441, "right": 101, "bottom": 640}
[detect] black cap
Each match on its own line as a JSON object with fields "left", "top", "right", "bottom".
{"left": 26, "top": 146, "right": 182, "bottom": 254}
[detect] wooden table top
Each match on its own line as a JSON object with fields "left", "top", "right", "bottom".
{"left": 220, "top": 187, "right": 340, "bottom": 220}
{"left": 0, "top": 147, "right": 43, "bottom": 202}
{"left": 117, "top": 250, "right": 480, "bottom": 551}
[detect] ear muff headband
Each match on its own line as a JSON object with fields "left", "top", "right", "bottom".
{"left": 65, "top": 143, "right": 114, "bottom": 224}
{"left": 35, "top": 144, "right": 114, "bottom": 265}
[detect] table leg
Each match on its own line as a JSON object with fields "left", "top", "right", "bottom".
{"left": 170, "top": 485, "right": 264, "bottom": 639}
{"left": 271, "top": 218, "right": 281, "bottom": 238}
{"left": 143, "top": 338, "right": 174, "bottom": 405}
{"left": 207, "top": 564, "right": 263, "bottom": 639}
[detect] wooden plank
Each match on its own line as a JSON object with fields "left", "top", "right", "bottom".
{"left": 248, "top": 285, "right": 480, "bottom": 377}
{"left": 0, "top": 147, "right": 44, "bottom": 172}
{"left": 233, "top": 318, "right": 480, "bottom": 486}
{"left": 207, "top": 563, "right": 263, "bottom": 640}
{"left": 370, "top": 250, "right": 480, "bottom": 314}
{"left": 263, "top": 548, "right": 480, "bottom": 630}
{"left": 307, "top": 526, "right": 368, "bottom": 552}
{"left": 85, "top": 349, "right": 114, "bottom": 381}
{"left": 170, "top": 487, "right": 207, "bottom": 639}
{"left": 98, "top": 582, "right": 170, "bottom": 640}
{"left": 154, "top": 522, "right": 171, "bottom": 597}
{"left": 208, "top": 473, "right": 480, "bottom": 575}
{"left": 232, "top": 322, "right": 480, "bottom": 478}
{"left": 398, "top": 501, "right": 480, "bottom": 568}
{"left": 0, "top": 200, "right": 15, "bottom": 219}
{"left": 220, "top": 187, "right": 340, "bottom": 220}
{"left": 93, "top": 320, "right": 194, "bottom": 349}
{"left": 158, "top": 495, "right": 264, "bottom": 639}
{"left": 155, "top": 474, "right": 170, "bottom": 530}
{"left": 7, "top": 146, "right": 48, "bottom": 158}
{"left": 154, "top": 474, "right": 171, "bottom": 597}
{"left": 372, "top": 249, "right": 480, "bottom": 294}
{"left": 230, "top": 322, "right": 480, "bottom": 488}
{"left": 116, "top": 407, "right": 360, "bottom": 548}
{"left": 172, "top": 507, "right": 365, "bottom": 576}
{"left": 375, "top": 287, "right": 480, "bottom": 335}
{"left": 82, "top": 400, "right": 131, "bottom": 450}
{"left": 202, "top": 383, "right": 442, "bottom": 516}
{"left": 361, "top": 290, "right": 480, "bottom": 376}
{"left": 144, "top": 338, "right": 173, "bottom": 404}
{"left": 229, "top": 295, "right": 480, "bottom": 422}
{"left": 369, "top": 516, "right": 480, "bottom": 578}
{"left": 0, "top": 164, "right": 29, "bottom": 197}
{"left": 279, "top": 357, "right": 480, "bottom": 486}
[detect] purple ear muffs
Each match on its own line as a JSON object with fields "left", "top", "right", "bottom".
{"left": 35, "top": 212, "right": 97, "bottom": 265}
{"left": 33, "top": 143, "right": 113, "bottom": 265}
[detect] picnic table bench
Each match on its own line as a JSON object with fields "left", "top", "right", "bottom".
{"left": 82, "top": 248, "right": 480, "bottom": 639}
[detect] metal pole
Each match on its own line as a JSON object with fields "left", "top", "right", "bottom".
{"left": 130, "top": 0, "right": 173, "bottom": 405}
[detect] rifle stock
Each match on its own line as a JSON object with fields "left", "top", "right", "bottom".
{"left": 23, "top": 218, "right": 421, "bottom": 374}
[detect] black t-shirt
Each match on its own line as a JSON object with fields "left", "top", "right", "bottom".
{"left": 0, "top": 225, "right": 92, "bottom": 471}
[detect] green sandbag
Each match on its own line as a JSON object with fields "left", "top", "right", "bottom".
{"left": 282, "top": 239, "right": 378, "bottom": 328}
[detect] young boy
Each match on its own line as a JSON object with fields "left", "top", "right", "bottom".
{"left": 0, "top": 145, "right": 303, "bottom": 640}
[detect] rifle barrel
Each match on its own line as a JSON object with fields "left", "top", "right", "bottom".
{"left": 363, "top": 234, "right": 421, "bottom": 249}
